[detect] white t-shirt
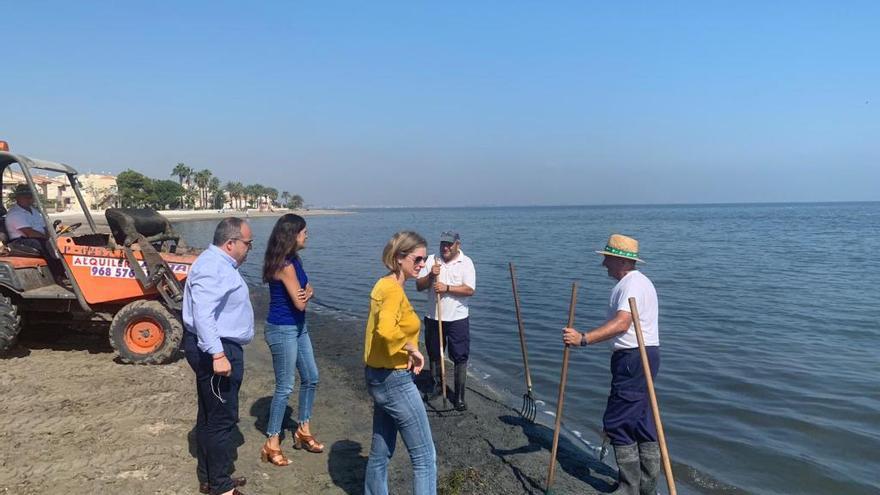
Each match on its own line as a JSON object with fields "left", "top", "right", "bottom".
{"left": 608, "top": 270, "right": 659, "bottom": 350}
{"left": 418, "top": 251, "right": 476, "bottom": 322}
{"left": 5, "top": 204, "right": 47, "bottom": 241}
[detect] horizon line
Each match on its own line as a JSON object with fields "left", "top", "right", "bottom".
{"left": 319, "top": 199, "right": 880, "bottom": 210}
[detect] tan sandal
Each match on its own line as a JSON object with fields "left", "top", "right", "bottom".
{"left": 293, "top": 429, "right": 325, "bottom": 453}
{"left": 260, "top": 443, "right": 292, "bottom": 466}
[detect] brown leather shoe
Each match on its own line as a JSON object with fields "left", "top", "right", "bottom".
{"left": 199, "top": 476, "right": 247, "bottom": 494}
{"left": 293, "top": 429, "right": 325, "bottom": 453}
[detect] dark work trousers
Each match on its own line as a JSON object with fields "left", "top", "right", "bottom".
{"left": 603, "top": 346, "right": 660, "bottom": 446}
{"left": 9, "top": 237, "right": 67, "bottom": 280}
{"left": 423, "top": 317, "right": 469, "bottom": 364}
{"left": 184, "top": 331, "right": 244, "bottom": 495}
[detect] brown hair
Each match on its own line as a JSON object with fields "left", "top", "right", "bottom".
{"left": 382, "top": 231, "right": 427, "bottom": 274}
{"left": 262, "top": 214, "right": 307, "bottom": 282}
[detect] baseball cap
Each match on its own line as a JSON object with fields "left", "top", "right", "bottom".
{"left": 439, "top": 231, "right": 460, "bottom": 243}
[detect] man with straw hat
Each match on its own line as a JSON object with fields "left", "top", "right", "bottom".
{"left": 5, "top": 183, "right": 69, "bottom": 285}
{"left": 562, "top": 234, "right": 660, "bottom": 495}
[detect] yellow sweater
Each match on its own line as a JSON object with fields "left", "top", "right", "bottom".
{"left": 364, "top": 276, "right": 421, "bottom": 369}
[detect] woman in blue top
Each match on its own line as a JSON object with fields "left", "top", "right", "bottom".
{"left": 260, "top": 214, "right": 323, "bottom": 467}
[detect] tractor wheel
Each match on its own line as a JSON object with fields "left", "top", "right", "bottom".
{"left": 0, "top": 295, "right": 22, "bottom": 352}
{"left": 109, "top": 300, "right": 183, "bottom": 364}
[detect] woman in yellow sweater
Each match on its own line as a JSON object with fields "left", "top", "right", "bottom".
{"left": 363, "top": 231, "right": 436, "bottom": 495}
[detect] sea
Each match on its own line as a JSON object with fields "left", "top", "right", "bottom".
{"left": 175, "top": 202, "right": 880, "bottom": 495}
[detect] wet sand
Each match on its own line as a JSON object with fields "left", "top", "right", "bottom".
{"left": 0, "top": 298, "right": 615, "bottom": 494}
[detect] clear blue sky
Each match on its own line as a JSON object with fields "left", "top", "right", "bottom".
{"left": 4, "top": 1, "right": 878, "bottom": 206}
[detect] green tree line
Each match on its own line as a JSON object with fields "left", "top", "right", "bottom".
{"left": 116, "top": 164, "right": 304, "bottom": 210}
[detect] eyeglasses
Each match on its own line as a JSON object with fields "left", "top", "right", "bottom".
{"left": 231, "top": 238, "right": 254, "bottom": 248}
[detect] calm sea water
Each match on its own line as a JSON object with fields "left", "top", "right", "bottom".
{"left": 176, "top": 203, "right": 880, "bottom": 495}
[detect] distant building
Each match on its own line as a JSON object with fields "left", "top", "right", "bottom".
{"left": 1, "top": 168, "right": 118, "bottom": 212}
{"left": 73, "top": 173, "right": 119, "bottom": 210}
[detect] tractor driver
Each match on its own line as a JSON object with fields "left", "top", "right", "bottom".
{"left": 5, "top": 184, "right": 70, "bottom": 285}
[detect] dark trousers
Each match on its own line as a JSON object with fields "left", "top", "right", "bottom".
{"left": 603, "top": 347, "right": 660, "bottom": 446}
{"left": 10, "top": 237, "right": 67, "bottom": 279}
{"left": 423, "top": 317, "right": 469, "bottom": 364}
{"left": 184, "top": 331, "right": 244, "bottom": 495}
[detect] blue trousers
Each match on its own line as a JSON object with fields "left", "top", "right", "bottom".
{"left": 364, "top": 367, "right": 437, "bottom": 495}
{"left": 603, "top": 347, "right": 660, "bottom": 446}
{"left": 264, "top": 322, "right": 319, "bottom": 436}
{"left": 424, "top": 316, "right": 470, "bottom": 364}
{"left": 184, "top": 331, "right": 244, "bottom": 495}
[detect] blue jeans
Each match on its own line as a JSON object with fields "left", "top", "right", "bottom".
{"left": 364, "top": 367, "right": 436, "bottom": 495}
{"left": 264, "top": 322, "right": 319, "bottom": 437}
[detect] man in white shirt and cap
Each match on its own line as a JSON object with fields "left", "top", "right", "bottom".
{"left": 417, "top": 231, "right": 476, "bottom": 411}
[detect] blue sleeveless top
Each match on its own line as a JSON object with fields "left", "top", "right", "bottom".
{"left": 267, "top": 256, "right": 308, "bottom": 326}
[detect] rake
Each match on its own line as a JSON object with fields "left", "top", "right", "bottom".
{"left": 509, "top": 262, "right": 536, "bottom": 422}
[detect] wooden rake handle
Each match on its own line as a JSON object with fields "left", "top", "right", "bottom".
{"left": 628, "top": 297, "right": 676, "bottom": 495}
{"left": 546, "top": 282, "right": 578, "bottom": 493}
{"left": 509, "top": 263, "right": 533, "bottom": 392}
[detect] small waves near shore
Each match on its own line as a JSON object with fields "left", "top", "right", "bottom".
{"left": 177, "top": 202, "right": 880, "bottom": 495}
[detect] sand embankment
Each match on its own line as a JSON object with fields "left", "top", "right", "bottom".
{"left": 0, "top": 300, "right": 614, "bottom": 494}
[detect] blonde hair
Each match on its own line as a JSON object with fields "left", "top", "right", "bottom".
{"left": 382, "top": 231, "right": 427, "bottom": 274}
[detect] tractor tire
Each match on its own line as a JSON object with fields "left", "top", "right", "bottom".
{"left": 109, "top": 300, "right": 183, "bottom": 364}
{"left": 0, "top": 295, "right": 22, "bottom": 352}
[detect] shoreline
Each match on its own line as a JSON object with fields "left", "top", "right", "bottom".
{"left": 0, "top": 295, "right": 615, "bottom": 494}
{"left": 49, "top": 207, "right": 352, "bottom": 228}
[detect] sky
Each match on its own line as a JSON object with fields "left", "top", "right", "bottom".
{"left": 3, "top": 1, "right": 878, "bottom": 207}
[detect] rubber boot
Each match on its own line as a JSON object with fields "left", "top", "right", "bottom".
{"left": 638, "top": 442, "right": 660, "bottom": 495}
{"left": 612, "top": 443, "right": 640, "bottom": 495}
{"left": 453, "top": 362, "right": 468, "bottom": 411}
{"left": 429, "top": 360, "right": 442, "bottom": 397}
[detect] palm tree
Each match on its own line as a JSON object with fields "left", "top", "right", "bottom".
{"left": 244, "top": 184, "right": 264, "bottom": 208}
{"left": 281, "top": 191, "right": 290, "bottom": 209}
{"left": 193, "top": 169, "right": 212, "bottom": 209}
{"left": 225, "top": 181, "right": 242, "bottom": 210}
{"left": 209, "top": 177, "right": 223, "bottom": 209}
{"left": 265, "top": 187, "right": 278, "bottom": 208}
{"left": 171, "top": 163, "right": 192, "bottom": 209}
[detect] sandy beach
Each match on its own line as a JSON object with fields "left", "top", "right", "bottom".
{"left": 1, "top": 297, "right": 615, "bottom": 494}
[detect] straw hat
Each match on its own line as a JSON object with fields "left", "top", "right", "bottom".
{"left": 595, "top": 234, "right": 645, "bottom": 263}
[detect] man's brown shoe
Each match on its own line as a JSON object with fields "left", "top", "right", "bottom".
{"left": 199, "top": 476, "right": 247, "bottom": 494}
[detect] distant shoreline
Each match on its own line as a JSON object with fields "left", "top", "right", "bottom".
{"left": 49, "top": 208, "right": 353, "bottom": 228}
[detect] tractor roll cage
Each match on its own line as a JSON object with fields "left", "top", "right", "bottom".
{"left": 0, "top": 151, "right": 98, "bottom": 312}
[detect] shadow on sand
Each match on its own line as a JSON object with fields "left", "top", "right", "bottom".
{"left": 328, "top": 439, "right": 368, "bottom": 495}
{"left": 488, "top": 414, "right": 617, "bottom": 494}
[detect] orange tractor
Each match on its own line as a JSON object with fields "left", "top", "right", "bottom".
{"left": 0, "top": 144, "right": 201, "bottom": 363}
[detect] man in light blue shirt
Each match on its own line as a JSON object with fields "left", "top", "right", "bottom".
{"left": 182, "top": 217, "right": 254, "bottom": 495}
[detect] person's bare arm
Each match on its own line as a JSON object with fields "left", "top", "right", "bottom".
{"left": 562, "top": 310, "right": 632, "bottom": 346}
{"left": 432, "top": 281, "right": 475, "bottom": 297}
{"left": 277, "top": 265, "right": 308, "bottom": 311}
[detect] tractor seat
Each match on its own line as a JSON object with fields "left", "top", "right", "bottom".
{"left": 0, "top": 205, "right": 49, "bottom": 257}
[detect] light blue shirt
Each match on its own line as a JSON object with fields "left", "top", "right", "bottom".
{"left": 183, "top": 245, "right": 254, "bottom": 354}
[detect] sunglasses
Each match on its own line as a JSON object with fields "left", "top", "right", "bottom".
{"left": 408, "top": 254, "right": 428, "bottom": 264}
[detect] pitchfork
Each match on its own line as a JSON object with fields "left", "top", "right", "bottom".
{"left": 509, "top": 263, "right": 536, "bottom": 422}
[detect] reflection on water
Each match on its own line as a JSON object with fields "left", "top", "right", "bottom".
{"left": 176, "top": 203, "right": 880, "bottom": 495}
